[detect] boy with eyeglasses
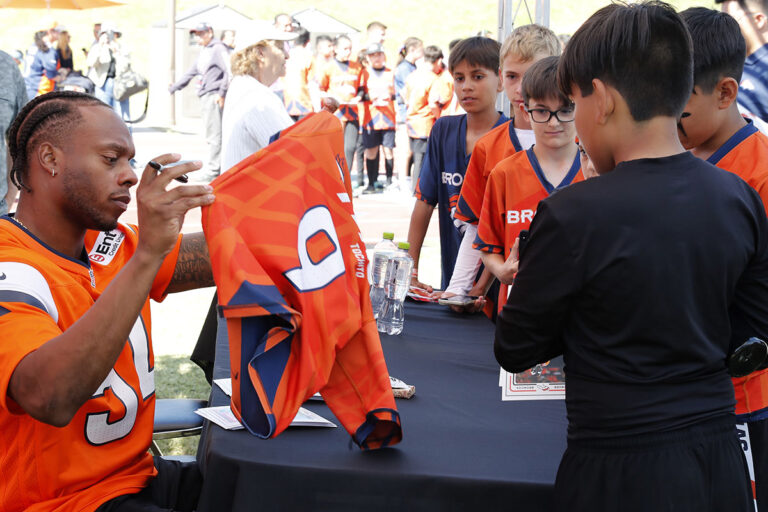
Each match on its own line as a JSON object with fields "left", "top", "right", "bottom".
{"left": 475, "top": 56, "right": 583, "bottom": 306}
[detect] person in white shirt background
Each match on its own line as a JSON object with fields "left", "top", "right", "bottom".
{"left": 220, "top": 22, "right": 297, "bottom": 172}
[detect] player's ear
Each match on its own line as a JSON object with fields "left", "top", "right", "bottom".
{"left": 716, "top": 77, "right": 739, "bottom": 109}
{"left": 36, "top": 141, "right": 59, "bottom": 176}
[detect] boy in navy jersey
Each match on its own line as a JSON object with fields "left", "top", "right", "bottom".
{"left": 406, "top": 37, "right": 507, "bottom": 291}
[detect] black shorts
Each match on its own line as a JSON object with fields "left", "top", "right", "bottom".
{"left": 362, "top": 128, "right": 395, "bottom": 149}
{"left": 554, "top": 417, "right": 753, "bottom": 512}
{"left": 95, "top": 457, "right": 202, "bottom": 512}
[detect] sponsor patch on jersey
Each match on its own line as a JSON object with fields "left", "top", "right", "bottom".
{"left": 88, "top": 229, "right": 126, "bottom": 265}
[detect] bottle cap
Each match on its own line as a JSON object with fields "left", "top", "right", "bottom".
{"left": 383, "top": 232, "right": 394, "bottom": 240}
{"left": 397, "top": 242, "right": 410, "bottom": 250}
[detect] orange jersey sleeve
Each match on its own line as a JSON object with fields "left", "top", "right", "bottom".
{"left": 455, "top": 120, "right": 523, "bottom": 224}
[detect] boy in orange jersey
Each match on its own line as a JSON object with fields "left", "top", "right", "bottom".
{"left": 406, "top": 37, "right": 507, "bottom": 291}
{"left": 283, "top": 27, "right": 315, "bottom": 120}
{"left": 476, "top": 56, "right": 583, "bottom": 308}
{"left": 404, "top": 45, "right": 453, "bottom": 192}
{"left": 359, "top": 42, "right": 397, "bottom": 192}
{"left": 442, "top": 25, "right": 561, "bottom": 309}
{"left": 679, "top": 8, "right": 768, "bottom": 510}
{"left": 318, "top": 35, "right": 365, "bottom": 185}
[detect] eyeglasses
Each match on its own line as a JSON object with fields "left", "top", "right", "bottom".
{"left": 525, "top": 105, "right": 575, "bottom": 123}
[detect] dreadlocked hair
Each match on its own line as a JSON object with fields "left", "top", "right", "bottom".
{"left": 6, "top": 91, "right": 106, "bottom": 192}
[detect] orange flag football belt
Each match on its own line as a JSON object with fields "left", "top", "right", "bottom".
{"left": 202, "top": 112, "right": 402, "bottom": 450}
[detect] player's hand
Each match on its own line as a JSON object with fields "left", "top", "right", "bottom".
{"left": 498, "top": 237, "right": 520, "bottom": 285}
{"left": 135, "top": 154, "right": 215, "bottom": 259}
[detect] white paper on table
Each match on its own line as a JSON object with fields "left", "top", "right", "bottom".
{"left": 195, "top": 406, "right": 243, "bottom": 430}
{"left": 291, "top": 407, "right": 337, "bottom": 427}
{"left": 389, "top": 375, "right": 409, "bottom": 389}
{"left": 214, "top": 378, "right": 232, "bottom": 397}
{"left": 196, "top": 402, "right": 336, "bottom": 429}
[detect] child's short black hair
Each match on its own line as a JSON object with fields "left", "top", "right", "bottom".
{"left": 448, "top": 36, "right": 501, "bottom": 74}
{"left": 557, "top": 1, "right": 693, "bottom": 122}
{"left": 680, "top": 7, "right": 746, "bottom": 93}
{"left": 522, "top": 56, "right": 570, "bottom": 106}
{"left": 423, "top": 45, "right": 443, "bottom": 64}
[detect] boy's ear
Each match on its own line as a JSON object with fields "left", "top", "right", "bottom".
{"left": 716, "top": 77, "right": 739, "bottom": 110}
{"left": 591, "top": 78, "right": 615, "bottom": 125}
{"left": 754, "top": 11, "right": 767, "bottom": 30}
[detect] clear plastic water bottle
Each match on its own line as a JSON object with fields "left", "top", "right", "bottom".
{"left": 369, "top": 232, "right": 397, "bottom": 318}
{"left": 377, "top": 242, "right": 414, "bottom": 335}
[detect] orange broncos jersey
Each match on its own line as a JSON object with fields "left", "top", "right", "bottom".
{"left": 202, "top": 112, "right": 402, "bottom": 449}
{"left": 476, "top": 149, "right": 583, "bottom": 308}
{"left": 708, "top": 122, "right": 768, "bottom": 417}
{"left": 283, "top": 45, "right": 315, "bottom": 117}
{"left": 0, "top": 219, "right": 181, "bottom": 512}
{"left": 318, "top": 59, "right": 363, "bottom": 122}
{"left": 405, "top": 68, "right": 452, "bottom": 139}
{"left": 360, "top": 66, "right": 396, "bottom": 131}
{"left": 455, "top": 120, "right": 524, "bottom": 224}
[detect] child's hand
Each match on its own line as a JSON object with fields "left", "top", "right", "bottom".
{"left": 439, "top": 290, "right": 486, "bottom": 314}
{"left": 498, "top": 237, "right": 520, "bottom": 285}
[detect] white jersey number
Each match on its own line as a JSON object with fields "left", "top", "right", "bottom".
{"left": 85, "top": 316, "right": 155, "bottom": 445}
{"left": 284, "top": 206, "right": 346, "bottom": 292}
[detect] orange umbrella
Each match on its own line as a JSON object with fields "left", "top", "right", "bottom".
{"left": 0, "top": 0, "right": 123, "bottom": 8}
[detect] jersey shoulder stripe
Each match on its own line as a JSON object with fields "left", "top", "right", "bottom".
{"left": 0, "top": 261, "right": 58, "bottom": 322}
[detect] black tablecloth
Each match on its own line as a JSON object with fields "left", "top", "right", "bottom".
{"left": 196, "top": 302, "right": 568, "bottom": 511}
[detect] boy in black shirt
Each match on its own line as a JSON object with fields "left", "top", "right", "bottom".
{"left": 495, "top": 2, "right": 768, "bottom": 510}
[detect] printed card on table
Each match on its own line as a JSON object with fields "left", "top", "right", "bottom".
{"left": 500, "top": 356, "right": 566, "bottom": 401}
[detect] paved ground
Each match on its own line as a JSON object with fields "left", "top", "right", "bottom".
{"left": 117, "top": 122, "right": 442, "bottom": 356}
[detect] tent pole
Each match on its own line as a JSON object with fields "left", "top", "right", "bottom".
{"left": 168, "top": 0, "right": 176, "bottom": 126}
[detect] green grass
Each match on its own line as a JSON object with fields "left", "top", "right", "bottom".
{"left": 154, "top": 354, "right": 210, "bottom": 455}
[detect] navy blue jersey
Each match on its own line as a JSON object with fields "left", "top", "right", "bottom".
{"left": 414, "top": 113, "right": 508, "bottom": 289}
{"left": 739, "top": 44, "right": 768, "bottom": 123}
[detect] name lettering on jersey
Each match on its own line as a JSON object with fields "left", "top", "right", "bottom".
{"left": 350, "top": 242, "right": 366, "bottom": 279}
{"left": 507, "top": 209, "right": 535, "bottom": 224}
{"left": 89, "top": 229, "right": 126, "bottom": 265}
{"left": 441, "top": 172, "right": 464, "bottom": 187}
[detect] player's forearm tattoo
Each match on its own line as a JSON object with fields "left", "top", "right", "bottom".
{"left": 169, "top": 233, "right": 215, "bottom": 292}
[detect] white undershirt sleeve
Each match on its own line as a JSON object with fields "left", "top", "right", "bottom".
{"left": 445, "top": 223, "right": 482, "bottom": 295}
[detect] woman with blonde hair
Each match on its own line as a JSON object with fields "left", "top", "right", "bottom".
{"left": 220, "top": 21, "right": 297, "bottom": 171}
